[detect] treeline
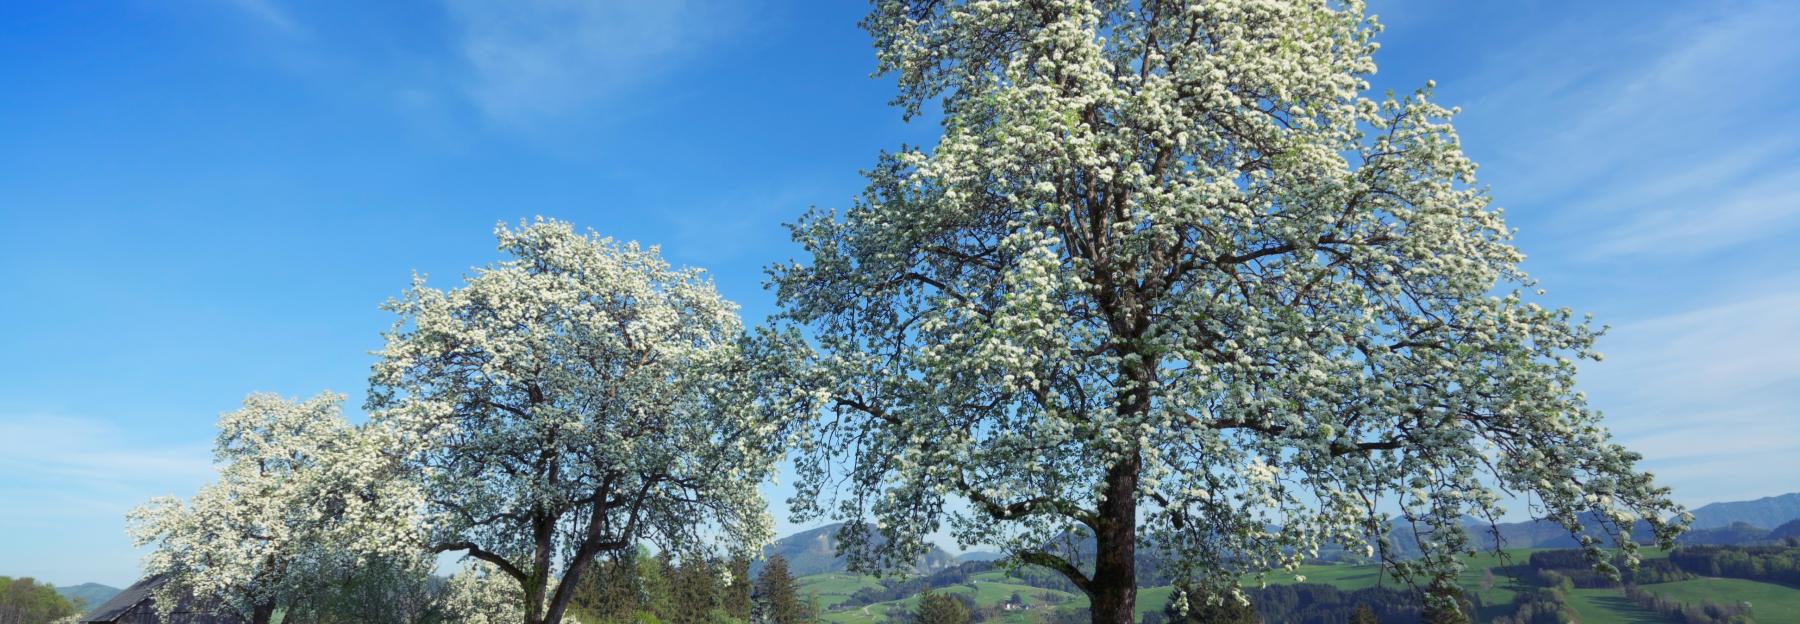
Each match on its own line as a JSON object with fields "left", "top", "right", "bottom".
{"left": 834, "top": 560, "right": 1082, "bottom": 614}
{"left": 562, "top": 550, "right": 818, "bottom": 624}
{"left": 1668, "top": 544, "right": 1800, "bottom": 586}
{"left": 1488, "top": 548, "right": 1766, "bottom": 624}
{"left": 1523, "top": 550, "right": 1689, "bottom": 588}
{"left": 1489, "top": 586, "right": 1579, "bottom": 624}
{"left": 838, "top": 562, "right": 994, "bottom": 608}
{"left": 0, "top": 577, "right": 79, "bottom": 624}
{"left": 1132, "top": 585, "right": 1422, "bottom": 624}
{"left": 1621, "top": 586, "right": 1753, "bottom": 624}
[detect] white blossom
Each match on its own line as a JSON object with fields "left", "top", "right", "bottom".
{"left": 128, "top": 393, "right": 409, "bottom": 624}
{"left": 772, "top": 0, "right": 1685, "bottom": 617}
{"left": 367, "top": 218, "right": 803, "bottom": 624}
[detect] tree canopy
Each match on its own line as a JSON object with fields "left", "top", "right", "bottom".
{"left": 368, "top": 219, "right": 800, "bottom": 624}
{"left": 128, "top": 393, "right": 402, "bottom": 624}
{"left": 772, "top": 0, "right": 1686, "bottom": 621}
{"left": 915, "top": 590, "right": 971, "bottom": 624}
{"left": 0, "top": 577, "right": 79, "bottom": 624}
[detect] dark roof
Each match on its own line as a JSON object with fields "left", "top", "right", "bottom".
{"left": 80, "top": 574, "right": 164, "bottom": 622}
{"left": 79, "top": 575, "right": 246, "bottom": 624}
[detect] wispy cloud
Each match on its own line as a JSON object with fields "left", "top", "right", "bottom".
{"left": 216, "top": 0, "right": 302, "bottom": 35}
{"left": 0, "top": 415, "right": 214, "bottom": 489}
{"left": 1604, "top": 290, "right": 1800, "bottom": 398}
{"left": 1451, "top": 0, "right": 1800, "bottom": 259}
{"left": 1581, "top": 288, "right": 1800, "bottom": 503}
{"left": 0, "top": 414, "right": 215, "bottom": 585}
{"left": 444, "top": 0, "right": 747, "bottom": 127}
{"left": 0, "top": 414, "right": 214, "bottom": 535}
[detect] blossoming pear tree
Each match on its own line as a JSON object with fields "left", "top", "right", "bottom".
{"left": 442, "top": 562, "right": 528, "bottom": 624}
{"left": 368, "top": 219, "right": 799, "bottom": 624}
{"left": 770, "top": 1, "right": 1686, "bottom": 621}
{"left": 129, "top": 392, "right": 402, "bottom": 624}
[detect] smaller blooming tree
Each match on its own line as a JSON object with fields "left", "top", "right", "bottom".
{"left": 367, "top": 219, "right": 803, "bottom": 624}
{"left": 130, "top": 392, "right": 407, "bottom": 624}
{"left": 442, "top": 562, "right": 527, "bottom": 624}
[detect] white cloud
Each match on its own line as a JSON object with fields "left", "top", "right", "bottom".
{"left": 444, "top": 0, "right": 745, "bottom": 127}
{"left": 1449, "top": 0, "right": 1800, "bottom": 258}
{"left": 1601, "top": 290, "right": 1800, "bottom": 400}
{"left": 0, "top": 414, "right": 214, "bottom": 527}
{"left": 0, "top": 416, "right": 214, "bottom": 489}
{"left": 1580, "top": 289, "right": 1800, "bottom": 502}
{"left": 217, "top": 0, "right": 301, "bottom": 34}
{"left": 0, "top": 414, "right": 215, "bottom": 586}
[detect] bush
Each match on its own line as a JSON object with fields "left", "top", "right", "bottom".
{"left": 0, "top": 576, "right": 80, "bottom": 624}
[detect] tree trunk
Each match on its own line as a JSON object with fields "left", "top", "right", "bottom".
{"left": 251, "top": 603, "right": 276, "bottom": 624}
{"left": 1087, "top": 340, "right": 1150, "bottom": 624}
{"left": 519, "top": 560, "right": 551, "bottom": 624}
{"left": 1089, "top": 453, "right": 1140, "bottom": 624}
{"left": 523, "top": 574, "right": 546, "bottom": 624}
{"left": 540, "top": 557, "right": 591, "bottom": 624}
{"left": 523, "top": 508, "right": 555, "bottom": 624}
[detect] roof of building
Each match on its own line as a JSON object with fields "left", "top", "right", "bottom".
{"left": 79, "top": 574, "right": 165, "bottom": 622}
{"left": 79, "top": 574, "right": 245, "bottom": 624}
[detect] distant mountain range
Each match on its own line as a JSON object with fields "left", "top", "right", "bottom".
{"left": 56, "top": 582, "right": 120, "bottom": 612}
{"left": 1689, "top": 492, "right": 1800, "bottom": 530}
{"left": 757, "top": 523, "right": 958, "bottom": 577}
{"left": 1772, "top": 518, "right": 1800, "bottom": 541}
{"left": 1452, "top": 492, "right": 1800, "bottom": 552}
{"left": 54, "top": 492, "right": 1799, "bottom": 601}
{"left": 768, "top": 491, "right": 1800, "bottom": 574}
{"left": 955, "top": 550, "right": 1004, "bottom": 562}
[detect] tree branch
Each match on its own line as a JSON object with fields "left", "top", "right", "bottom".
{"left": 1015, "top": 549, "right": 1093, "bottom": 595}
{"left": 431, "top": 541, "right": 528, "bottom": 583}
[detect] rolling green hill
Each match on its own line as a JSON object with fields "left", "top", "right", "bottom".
{"left": 54, "top": 582, "right": 120, "bottom": 613}
{"left": 800, "top": 547, "right": 1800, "bottom": 624}
{"left": 764, "top": 523, "right": 958, "bottom": 577}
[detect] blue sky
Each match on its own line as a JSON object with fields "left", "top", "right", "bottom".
{"left": 1, "top": 0, "right": 1796, "bottom": 588}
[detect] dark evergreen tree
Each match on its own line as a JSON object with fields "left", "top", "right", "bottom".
{"left": 756, "top": 555, "right": 807, "bottom": 624}
{"left": 725, "top": 554, "right": 754, "bottom": 622}
{"left": 672, "top": 557, "right": 723, "bottom": 624}
{"left": 573, "top": 551, "right": 644, "bottom": 623}
{"left": 642, "top": 552, "right": 676, "bottom": 621}
{"left": 914, "top": 590, "right": 970, "bottom": 624}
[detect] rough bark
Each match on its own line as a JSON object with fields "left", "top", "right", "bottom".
{"left": 1089, "top": 454, "right": 1141, "bottom": 624}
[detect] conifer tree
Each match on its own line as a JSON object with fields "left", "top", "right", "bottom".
{"left": 754, "top": 556, "right": 806, "bottom": 624}
{"left": 724, "top": 555, "right": 754, "bottom": 622}
{"left": 641, "top": 552, "right": 675, "bottom": 621}
{"left": 915, "top": 590, "right": 970, "bottom": 624}
{"left": 672, "top": 557, "right": 722, "bottom": 624}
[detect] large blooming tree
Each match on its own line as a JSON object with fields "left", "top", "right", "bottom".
{"left": 129, "top": 393, "right": 408, "bottom": 624}
{"left": 771, "top": 1, "right": 1686, "bottom": 621}
{"left": 368, "top": 219, "right": 799, "bottom": 624}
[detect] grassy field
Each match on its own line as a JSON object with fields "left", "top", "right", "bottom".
{"left": 806, "top": 547, "right": 1800, "bottom": 624}
{"left": 797, "top": 573, "right": 886, "bottom": 609}
{"left": 1640, "top": 577, "right": 1800, "bottom": 622}
{"left": 814, "top": 574, "right": 1085, "bottom": 624}
{"left": 1564, "top": 588, "right": 1667, "bottom": 624}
